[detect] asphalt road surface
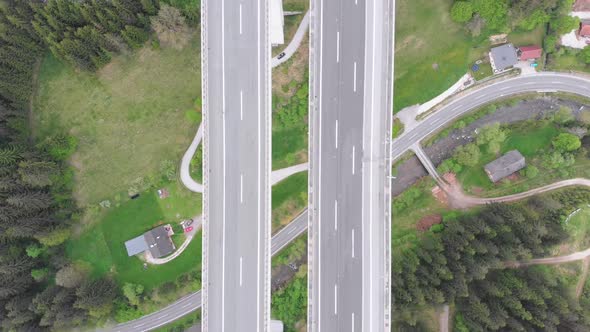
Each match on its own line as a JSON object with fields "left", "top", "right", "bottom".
{"left": 107, "top": 212, "right": 307, "bottom": 332}
{"left": 308, "top": 0, "right": 394, "bottom": 330}
{"left": 109, "top": 44, "right": 590, "bottom": 332}
{"left": 393, "top": 72, "right": 590, "bottom": 161}
{"left": 200, "top": 0, "right": 270, "bottom": 331}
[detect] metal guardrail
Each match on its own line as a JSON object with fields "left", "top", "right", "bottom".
{"left": 306, "top": 1, "right": 317, "bottom": 330}
{"left": 200, "top": 0, "right": 210, "bottom": 330}
{"left": 263, "top": 0, "right": 272, "bottom": 329}
{"left": 384, "top": 0, "right": 395, "bottom": 328}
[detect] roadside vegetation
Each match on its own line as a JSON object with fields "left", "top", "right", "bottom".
{"left": 272, "top": 172, "right": 308, "bottom": 232}
{"left": 272, "top": 72, "right": 309, "bottom": 170}
{"left": 153, "top": 310, "right": 201, "bottom": 332}
{"left": 392, "top": 118, "right": 405, "bottom": 139}
{"left": 438, "top": 106, "right": 590, "bottom": 197}
{"left": 271, "top": 266, "right": 307, "bottom": 331}
{"left": 392, "top": 177, "right": 452, "bottom": 250}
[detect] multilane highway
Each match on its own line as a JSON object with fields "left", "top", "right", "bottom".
{"left": 200, "top": 0, "right": 270, "bottom": 331}
{"left": 307, "top": 0, "right": 394, "bottom": 330}
{"left": 108, "top": 54, "right": 590, "bottom": 332}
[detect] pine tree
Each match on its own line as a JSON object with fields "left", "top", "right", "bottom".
{"left": 6, "top": 191, "right": 52, "bottom": 211}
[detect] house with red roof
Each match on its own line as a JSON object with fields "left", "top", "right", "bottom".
{"left": 518, "top": 46, "right": 542, "bottom": 61}
{"left": 580, "top": 21, "right": 590, "bottom": 38}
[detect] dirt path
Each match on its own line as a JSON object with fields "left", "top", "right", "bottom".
{"left": 444, "top": 178, "right": 590, "bottom": 208}
{"left": 439, "top": 305, "right": 449, "bottom": 332}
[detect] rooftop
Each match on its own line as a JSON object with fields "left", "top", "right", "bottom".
{"left": 518, "top": 45, "right": 542, "bottom": 61}
{"left": 484, "top": 150, "right": 526, "bottom": 183}
{"left": 124, "top": 225, "right": 175, "bottom": 258}
{"left": 490, "top": 44, "right": 518, "bottom": 73}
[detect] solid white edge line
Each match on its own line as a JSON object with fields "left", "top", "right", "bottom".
{"left": 335, "top": 120, "right": 339, "bottom": 148}
{"left": 239, "top": 3, "right": 243, "bottom": 35}
{"left": 221, "top": 0, "right": 226, "bottom": 330}
{"left": 354, "top": 61, "right": 357, "bottom": 92}
{"left": 352, "top": 145, "right": 355, "bottom": 174}
{"left": 334, "top": 200, "right": 338, "bottom": 230}
{"left": 240, "top": 90, "right": 243, "bottom": 120}
{"left": 317, "top": 0, "right": 324, "bottom": 329}
{"left": 336, "top": 31, "right": 340, "bottom": 63}
{"left": 256, "top": 0, "right": 263, "bottom": 328}
{"left": 239, "top": 256, "right": 243, "bottom": 286}
{"left": 352, "top": 228, "right": 355, "bottom": 258}
{"left": 334, "top": 284, "right": 338, "bottom": 315}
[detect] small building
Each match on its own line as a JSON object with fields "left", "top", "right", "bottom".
{"left": 125, "top": 225, "right": 176, "bottom": 258}
{"left": 270, "top": 0, "right": 285, "bottom": 46}
{"left": 484, "top": 150, "right": 526, "bottom": 183}
{"left": 574, "top": 0, "right": 590, "bottom": 12}
{"left": 489, "top": 44, "right": 518, "bottom": 73}
{"left": 580, "top": 21, "right": 590, "bottom": 38}
{"left": 518, "top": 45, "right": 542, "bottom": 61}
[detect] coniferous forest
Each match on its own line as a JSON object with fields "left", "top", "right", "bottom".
{"left": 4, "top": 0, "right": 590, "bottom": 331}
{"left": 0, "top": 0, "right": 160, "bottom": 330}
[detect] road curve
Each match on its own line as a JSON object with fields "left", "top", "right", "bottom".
{"left": 112, "top": 176, "right": 590, "bottom": 331}
{"left": 180, "top": 123, "right": 204, "bottom": 193}
{"left": 393, "top": 72, "right": 590, "bottom": 161}
{"left": 271, "top": 11, "right": 310, "bottom": 68}
{"left": 106, "top": 211, "right": 308, "bottom": 332}
{"left": 125, "top": 72, "right": 590, "bottom": 330}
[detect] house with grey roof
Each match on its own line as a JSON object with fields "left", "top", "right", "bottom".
{"left": 484, "top": 150, "right": 526, "bottom": 183}
{"left": 489, "top": 44, "right": 518, "bottom": 73}
{"left": 125, "top": 225, "right": 176, "bottom": 258}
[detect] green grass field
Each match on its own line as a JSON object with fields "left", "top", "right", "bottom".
{"left": 272, "top": 172, "right": 308, "bottom": 231}
{"left": 33, "top": 33, "right": 202, "bottom": 205}
{"left": 392, "top": 177, "right": 447, "bottom": 250}
{"left": 457, "top": 123, "right": 560, "bottom": 191}
{"left": 67, "top": 181, "right": 202, "bottom": 290}
{"left": 395, "top": 0, "right": 486, "bottom": 112}
{"left": 508, "top": 26, "right": 546, "bottom": 47}
{"left": 565, "top": 206, "right": 590, "bottom": 253}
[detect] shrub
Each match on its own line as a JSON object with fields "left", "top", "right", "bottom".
{"left": 38, "top": 134, "right": 77, "bottom": 160}
{"left": 543, "top": 35, "right": 557, "bottom": 54}
{"left": 522, "top": 165, "right": 539, "bottom": 179}
{"left": 151, "top": 5, "right": 191, "bottom": 49}
{"left": 31, "top": 268, "right": 49, "bottom": 282}
{"left": 454, "top": 143, "right": 481, "bottom": 167}
{"left": 451, "top": 1, "right": 474, "bottom": 23}
{"left": 553, "top": 133, "right": 581, "bottom": 152}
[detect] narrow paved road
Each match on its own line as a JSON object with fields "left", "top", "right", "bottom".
{"left": 393, "top": 73, "right": 590, "bottom": 161}
{"left": 271, "top": 11, "right": 310, "bottom": 68}
{"left": 108, "top": 211, "right": 308, "bottom": 332}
